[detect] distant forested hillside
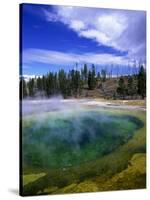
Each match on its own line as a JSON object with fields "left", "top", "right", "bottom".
{"left": 20, "top": 64, "right": 146, "bottom": 100}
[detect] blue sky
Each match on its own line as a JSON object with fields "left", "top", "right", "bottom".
{"left": 21, "top": 3, "right": 146, "bottom": 76}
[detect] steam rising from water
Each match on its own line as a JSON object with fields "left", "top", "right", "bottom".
{"left": 22, "top": 95, "right": 145, "bottom": 117}
{"left": 22, "top": 98, "right": 143, "bottom": 169}
{"left": 22, "top": 95, "right": 88, "bottom": 116}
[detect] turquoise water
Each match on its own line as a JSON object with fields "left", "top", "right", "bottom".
{"left": 22, "top": 109, "right": 143, "bottom": 170}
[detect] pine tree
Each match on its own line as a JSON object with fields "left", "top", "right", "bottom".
{"left": 28, "top": 78, "right": 35, "bottom": 97}
{"left": 88, "top": 70, "right": 93, "bottom": 90}
{"left": 42, "top": 75, "right": 46, "bottom": 95}
{"left": 101, "top": 69, "right": 106, "bottom": 82}
{"left": 53, "top": 72, "right": 58, "bottom": 94}
{"left": 117, "top": 76, "right": 126, "bottom": 99}
{"left": 92, "top": 64, "right": 96, "bottom": 88}
{"left": 65, "top": 72, "right": 72, "bottom": 97}
{"left": 138, "top": 66, "right": 146, "bottom": 99}
{"left": 87, "top": 65, "right": 96, "bottom": 90}
{"left": 45, "top": 72, "right": 53, "bottom": 96}
{"left": 127, "top": 76, "right": 137, "bottom": 98}
{"left": 92, "top": 64, "right": 96, "bottom": 77}
{"left": 97, "top": 72, "right": 101, "bottom": 80}
{"left": 58, "top": 69, "right": 67, "bottom": 97}
{"left": 20, "top": 79, "right": 28, "bottom": 99}
{"left": 83, "top": 64, "right": 88, "bottom": 83}
{"left": 37, "top": 77, "right": 43, "bottom": 91}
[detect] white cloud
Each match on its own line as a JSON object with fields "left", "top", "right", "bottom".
{"left": 79, "top": 29, "right": 109, "bottom": 44}
{"left": 97, "top": 15, "right": 126, "bottom": 36}
{"left": 23, "top": 48, "right": 129, "bottom": 66}
{"left": 70, "top": 20, "right": 85, "bottom": 31}
{"left": 43, "top": 9, "right": 59, "bottom": 22}
{"left": 43, "top": 6, "right": 146, "bottom": 62}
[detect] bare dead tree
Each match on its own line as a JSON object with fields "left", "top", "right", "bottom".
{"left": 131, "top": 59, "right": 136, "bottom": 75}
{"left": 116, "top": 65, "right": 119, "bottom": 78}
{"left": 111, "top": 64, "right": 113, "bottom": 78}
{"left": 128, "top": 60, "right": 131, "bottom": 76}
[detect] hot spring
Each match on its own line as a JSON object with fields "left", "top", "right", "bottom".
{"left": 22, "top": 106, "right": 143, "bottom": 171}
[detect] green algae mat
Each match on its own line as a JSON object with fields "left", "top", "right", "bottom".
{"left": 20, "top": 108, "right": 146, "bottom": 196}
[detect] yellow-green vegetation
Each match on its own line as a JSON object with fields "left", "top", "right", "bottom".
{"left": 122, "top": 100, "right": 146, "bottom": 106}
{"left": 95, "top": 153, "right": 146, "bottom": 191}
{"left": 130, "top": 153, "right": 146, "bottom": 174}
{"left": 55, "top": 153, "right": 146, "bottom": 193}
{"left": 23, "top": 173, "right": 46, "bottom": 186}
{"left": 54, "top": 181, "right": 99, "bottom": 194}
{"left": 94, "top": 98, "right": 146, "bottom": 107}
{"left": 37, "top": 186, "right": 59, "bottom": 195}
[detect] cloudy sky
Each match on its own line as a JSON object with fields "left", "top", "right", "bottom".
{"left": 21, "top": 3, "right": 146, "bottom": 76}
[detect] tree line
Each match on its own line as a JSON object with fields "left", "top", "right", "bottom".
{"left": 21, "top": 64, "right": 99, "bottom": 99}
{"left": 116, "top": 65, "right": 146, "bottom": 99}
{"left": 20, "top": 64, "right": 146, "bottom": 100}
